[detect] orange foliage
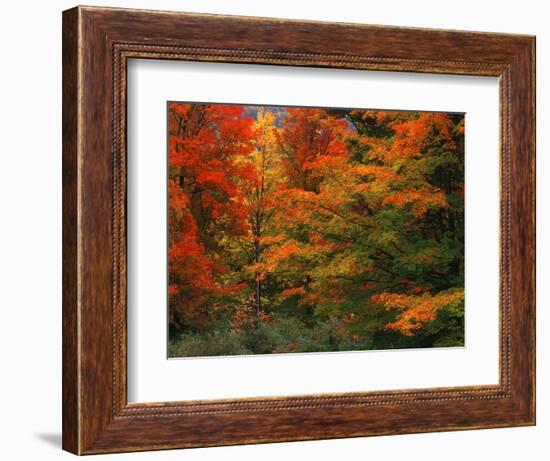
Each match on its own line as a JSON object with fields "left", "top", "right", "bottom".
{"left": 281, "top": 287, "right": 307, "bottom": 297}
{"left": 382, "top": 186, "right": 447, "bottom": 216}
{"left": 372, "top": 290, "right": 464, "bottom": 336}
{"left": 167, "top": 102, "right": 464, "bottom": 345}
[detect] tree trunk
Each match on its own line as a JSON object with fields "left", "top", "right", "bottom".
{"left": 254, "top": 237, "right": 262, "bottom": 317}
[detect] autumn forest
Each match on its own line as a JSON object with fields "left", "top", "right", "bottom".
{"left": 167, "top": 102, "right": 465, "bottom": 357}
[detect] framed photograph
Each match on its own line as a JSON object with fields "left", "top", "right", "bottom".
{"left": 62, "top": 5, "right": 535, "bottom": 455}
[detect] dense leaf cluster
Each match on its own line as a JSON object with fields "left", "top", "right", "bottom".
{"left": 168, "top": 103, "right": 465, "bottom": 357}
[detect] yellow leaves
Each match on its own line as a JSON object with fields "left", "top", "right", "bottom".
{"left": 254, "top": 110, "right": 279, "bottom": 154}
{"left": 372, "top": 289, "right": 464, "bottom": 336}
{"left": 256, "top": 110, "right": 276, "bottom": 130}
{"left": 316, "top": 252, "right": 361, "bottom": 279}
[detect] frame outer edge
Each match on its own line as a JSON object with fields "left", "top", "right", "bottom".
{"left": 531, "top": 36, "right": 537, "bottom": 425}
{"left": 523, "top": 36, "right": 536, "bottom": 425}
{"left": 498, "top": 37, "right": 536, "bottom": 425}
{"left": 63, "top": 6, "right": 536, "bottom": 454}
{"left": 62, "top": 6, "right": 81, "bottom": 455}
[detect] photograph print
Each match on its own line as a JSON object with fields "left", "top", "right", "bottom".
{"left": 167, "top": 102, "right": 465, "bottom": 358}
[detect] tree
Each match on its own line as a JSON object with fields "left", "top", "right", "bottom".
{"left": 167, "top": 103, "right": 256, "bottom": 331}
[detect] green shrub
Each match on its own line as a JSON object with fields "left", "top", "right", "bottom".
{"left": 169, "top": 329, "right": 250, "bottom": 357}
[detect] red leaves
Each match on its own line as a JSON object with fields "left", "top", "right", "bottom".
{"left": 278, "top": 108, "right": 351, "bottom": 191}
{"left": 168, "top": 103, "right": 256, "bottom": 326}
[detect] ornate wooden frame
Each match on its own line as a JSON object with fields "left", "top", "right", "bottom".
{"left": 62, "top": 5, "right": 536, "bottom": 455}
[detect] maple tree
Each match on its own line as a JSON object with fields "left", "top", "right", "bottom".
{"left": 167, "top": 103, "right": 255, "bottom": 331}
{"left": 167, "top": 102, "right": 465, "bottom": 357}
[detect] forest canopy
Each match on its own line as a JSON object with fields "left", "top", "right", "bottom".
{"left": 167, "top": 102, "right": 465, "bottom": 357}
